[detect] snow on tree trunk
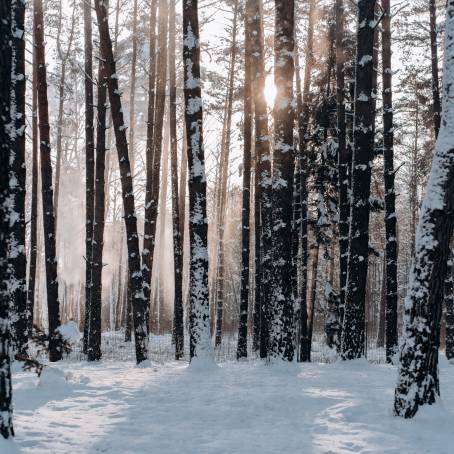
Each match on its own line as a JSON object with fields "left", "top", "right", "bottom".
{"left": 169, "top": 0, "right": 184, "bottom": 360}
{"left": 445, "top": 253, "right": 454, "bottom": 360}
{"left": 381, "top": 0, "right": 398, "bottom": 363}
{"left": 394, "top": 0, "right": 454, "bottom": 418}
{"left": 270, "top": 0, "right": 295, "bottom": 362}
{"left": 0, "top": 0, "right": 15, "bottom": 438}
{"left": 183, "top": 0, "right": 213, "bottom": 362}
{"left": 237, "top": 15, "right": 253, "bottom": 359}
{"left": 94, "top": 0, "right": 148, "bottom": 364}
{"left": 34, "top": 0, "right": 62, "bottom": 362}
{"left": 340, "top": 0, "right": 377, "bottom": 361}
{"left": 429, "top": 0, "right": 441, "bottom": 139}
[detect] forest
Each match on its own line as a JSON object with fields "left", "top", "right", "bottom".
{"left": 1, "top": 0, "right": 454, "bottom": 452}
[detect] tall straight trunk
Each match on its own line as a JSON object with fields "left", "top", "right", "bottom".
{"left": 296, "top": 0, "right": 315, "bottom": 363}
{"left": 382, "top": 0, "right": 398, "bottom": 363}
{"left": 341, "top": 0, "right": 377, "bottom": 360}
{"left": 143, "top": 0, "right": 167, "bottom": 315}
{"left": 336, "top": 0, "right": 348, "bottom": 324}
{"left": 129, "top": 0, "right": 138, "bottom": 174}
{"left": 83, "top": 0, "right": 95, "bottom": 355}
{"left": 215, "top": 0, "right": 239, "bottom": 347}
{"left": 9, "top": 0, "right": 27, "bottom": 356}
{"left": 183, "top": 0, "right": 213, "bottom": 362}
{"left": 237, "top": 22, "right": 253, "bottom": 359}
{"left": 95, "top": 0, "right": 148, "bottom": 364}
{"left": 446, "top": 252, "right": 454, "bottom": 359}
{"left": 270, "top": 0, "right": 295, "bottom": 362}
{"left": 246, "top": 0, "right": 272, "bottom": 359}
{"left": 307, "top": 244, "right": 320, "bottom": 361}
{"left": 179, "top": 133, "right": 187, "bottom": 248}
{"left": 34, "top": 0, "right": 62, "bottom": 362}
{"left": 27, "top": 43, "right": 39, "bottom": 337}
{"left": 87, "top": 50, "right": 108, "bottom": 361}
{"left": 429, "top": 0, "right": 441, "bottom": 138}
{"left": 168, "top": 0, "right": 184, "bottom": 360}
{"left": 395, "top": 1, "right": 454, "bottom": 418}
{"left": 0, "top": 1, "right": 15, "bottom": 438}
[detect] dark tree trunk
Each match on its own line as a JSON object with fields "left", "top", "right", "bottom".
{"left": 0, "top": 1, "right": 15, "bottom": 438}
{"left": 27, "top": 42, "right": 39, "bottom": 337}
{"left": 445, "top": 252, "right": 454, "bottom": 359}
{"left": 168, "top": 0, "right": 184, "bottom": 360}
{"left": 382, "top": 0, "right": 398, "bottom": 363}
{"left": 95, "top": 0, "right": 148, "bottom": 364}
{"left": 34, "top": 0, "right": 62, "bottom": 362}
{"left": 87, "top": 49, "right": 108, "bottom": 362}
{"left": 429, "top": 0, "right": 441, "bottom": 138}
{"left": 214, "top": 0, "right": 239, "bottom": 348}
{"left": 296, "top": 0, "right": 315, "bottom": 363}
{"left": 83, "top": 0, "right": 95, "bottom": 356}
{"left": 336, "top": 0, "right": 348, "bottom": 328}
{"left": 143, "top": 0, "right": 167, "bottom": 322}
{"left": 129, "top": 0, "right": 138, "bottom": 173}
{"left": 237, "top": 19, "right": 253, "bottom": 359}
{"left": 183, "top": 0, "right": 213, "bottom": 361}
{"left": 270, "top": 0, "right": 295, "bottom": 362}
{"left": 246, "top": 0, "right": 272, "bottom": 359}
{"left": 394, "top": 1, "right": 454, "bottom": 418}
{"left": 340, "top": 0, "right": 377, "bottom": 360}
{"left": 10, "top": 0, "right": 27, "bottom": 356}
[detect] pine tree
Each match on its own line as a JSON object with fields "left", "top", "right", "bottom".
{"left": 341, "top": 0, "right": 377, "bottom": 360}
{"left": 34, "top": 0, "right": 62, "bottom": 362}
{"left": 95, "top": 0, "right": 148, "bottom": 364}
{"left": 183, "top": 0, "right": 213, "bottom": 361}
{"left": 270, "top": 0, "right": 295, "bottom": 361}
{"left": 394, "top": 0, "right": 454, "bottom": 418}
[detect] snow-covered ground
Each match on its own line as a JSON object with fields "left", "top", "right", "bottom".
{"left": 2, "top": 357, "right": 454, "bottom": 453}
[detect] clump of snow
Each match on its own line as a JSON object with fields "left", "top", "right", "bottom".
{"left": 57, "top": 321, "right": 82, "bottom": 345}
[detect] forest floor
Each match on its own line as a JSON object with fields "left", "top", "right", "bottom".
{"left": 2, "top": 356, "right": 454, "bottom": 453}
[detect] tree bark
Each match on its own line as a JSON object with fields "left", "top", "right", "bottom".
{"left": 95, "top": 0, "right": 148, "bottom": 364}
{"left": 394, "top": 0, "right": 454, "bottom": 418}
{"left": 183, "top": 0, "right": 213, "bottom": 362}
{"left": 129, "top": 0, "right": 138, "bottom": 174}
{"left": 429, "top": 0, "right": 441, "bottom": 139}
{"left": 34, "top": 0, "right": 62, "bottom": 362}
{"left": 270, "top": 0, "right": 295, "bottom": 362}
{"left": 341, "top": 0, "right": 377, "bottom": 360}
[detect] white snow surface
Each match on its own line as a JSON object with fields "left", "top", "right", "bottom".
{"left": 2, "top": 358, "right": 454, "bottom": 453}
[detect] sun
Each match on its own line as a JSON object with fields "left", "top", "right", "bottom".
{"left": 264, "top": 75, "right": 277, "bottom": 107}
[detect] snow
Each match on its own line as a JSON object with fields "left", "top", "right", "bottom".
{"left": 3, "top": 357, "right": 454, "bottom": 453}
{"left": 56, "top": 321, "right": 81, "bottom": 345}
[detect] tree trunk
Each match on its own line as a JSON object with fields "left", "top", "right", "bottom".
{"left": 129, "top": 0, "right": 138, "bottom": 174}
{"left": 382, "top": 0, "right": 398, "bottom": 363}
{"left": 237, "top": 19, "right": 253, "bottom": 359}
{"left": 214, "top": 0, "right": 239, "bottom": 348}
{"left": 168, "top": 0, "right": 184, "bottom": 360}
{"left": 183, "top": 0, "right": 213, "bottom": 362}
{"left": 270, "top": 0, "right": 295, "bottom": 362}
{"left": 34, "top": 0, "right": 62, "bottom": 362}
{"left": 95, "top": 0, "right": 148, "bottom": 364}
{"left": 341, "top": 0, "right": 377, "bottom": 360}
{"left": 307, "top": 244, "right": 320, "bottom": 362}
{"left": 87, "top": 48, "right": 108, "bottom": 362}
{"left": 394, "top": 1, "right": 454, "bottom": 418}
{"left": 429, "top": 0, "right": 441, "bottom": 138}
{"left": 0, "top": 1, "right": 15, "bottom": 438}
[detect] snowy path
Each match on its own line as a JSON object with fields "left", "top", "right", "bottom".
{"left": 3, "top": 358, "right": 454, "bottom": 453}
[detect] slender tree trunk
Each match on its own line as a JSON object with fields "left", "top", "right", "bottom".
{"left": 87, "top": 48, "right": 108, "bottom": 361}
{"left": 168, "top": 0, "right": 184, "bottom": 360}
{"left": 307, "top": 244, "right": 320, "bottom": 361}
{"left": 429, "top": 0, "right": 441, "bottom": 139}
{"left": 129, "top": 0, "right": 138, "bottom": 174}
{"left": 183, "top": 0, "right": 213, "bottom": 362}
{"left": 237, "top": 20, "right": 253, "bottom": 359}
{"left": 83, "top": 0, "right": 95, "bottom": 355}
{"left": 394, "top": 0, "right": 454, "bottom": 418}
{"left": 95, "top": 0, "right": 148, "bottom": 364}
{"left": 215, "top": 0, "right": 239, "bottom": 347}
{"left": 382, "top": 0, "right": 398, "bottom": 363}
{"left": 27, "top": 42, "right": 39, "bottom": 338}
{"left": 270, "top": 0, "right": 295, "bottom": 361}
{"left": 341, "top": 0, "right": 377, "bottom": 360}
{"left": 0, "top": 1, "right": 15, "bottom": 438}
{"left": 296, "top": 0, "right": 315, "bottom": 363}
{"left": 143, "top": 0, "right": 166, "bottom": 320}
{"left": 34, "top": 0, "right": 62, "bottom": 362}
